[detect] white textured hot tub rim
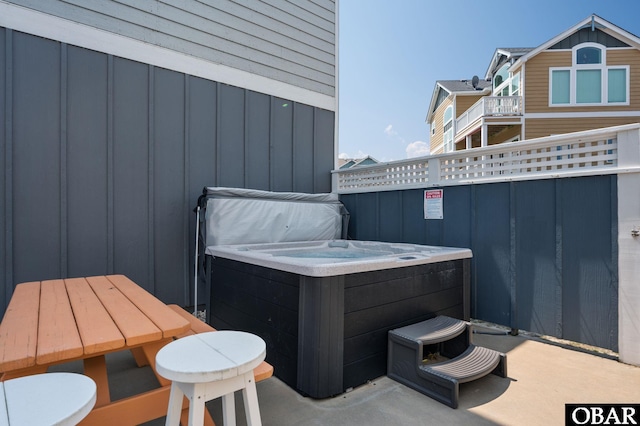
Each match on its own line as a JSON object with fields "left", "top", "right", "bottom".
{"left": 205, "top": 240, "right": 473, "bottom": 277}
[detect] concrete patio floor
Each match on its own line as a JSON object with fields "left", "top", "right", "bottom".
{"left": 53, "top": 324, "right": 640, "bottom": 425}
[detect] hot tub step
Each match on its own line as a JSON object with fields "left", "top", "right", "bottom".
{"left": 417, "top": 345, "right": 507, "bottom": 408}
{"left": 387, "top": 316, "right": 507, "bottom": 408}
{"left": 390, "top": 315, "right": 469, "bottom": 345}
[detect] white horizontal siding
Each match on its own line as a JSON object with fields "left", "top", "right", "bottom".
{"left": 5, "top": 0, "right": 336, "bottom": 97}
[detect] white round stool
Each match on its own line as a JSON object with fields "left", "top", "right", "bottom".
{"left": 0, "top": 372, "right": 96, "bottom": 426}
{"left": 156, "top": 331, "right": 266, "bottom": 426}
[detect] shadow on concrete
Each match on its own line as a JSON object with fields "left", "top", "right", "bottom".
{"left": 48, "top": 327, "right": 639, "bottom": 426}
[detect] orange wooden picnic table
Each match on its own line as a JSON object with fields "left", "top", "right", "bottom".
{"left": 0, "top": 274, "right": 192, "bottom": 425}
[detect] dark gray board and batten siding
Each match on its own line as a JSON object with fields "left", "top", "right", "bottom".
{"left": 340, "top": 176, "right": 619, "bottom": 352}
{"left": 0, "top": 27, "right": 335, "bottom": 315}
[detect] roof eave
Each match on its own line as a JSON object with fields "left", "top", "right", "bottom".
{"left": 516, "top": 14, "right": 640, "bottom": 68}
{"left": 425, "top": 82, "right": 450, "bottom": 123}
{"left": 456, "top": 87, "right": 491, "bottom": 96}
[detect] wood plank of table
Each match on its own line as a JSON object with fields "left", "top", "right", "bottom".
{"left": 105, "top": 275, "right": 189, "bottom": 338}
{"left": 0, "top": 282, "right": 40, "bottom": 372}
{"left": 86, "top": 276, "right": 162, "bottom": 347}
{"left": 65, "top": 278, "right": 126, "bottom": 355}
{"left": 36, "top": 280, "right": 84, "bottom": 365}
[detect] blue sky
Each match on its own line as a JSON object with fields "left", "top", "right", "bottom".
{"left": 338, "top": 0, "right": 640, "bottom": 162}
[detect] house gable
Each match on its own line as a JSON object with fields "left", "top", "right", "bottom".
{"left": 434, "top": 86, "right": 451, "bottom": 111}
{"left": 549, "top": 27, "right": 630, "bottom": 50}
{"left": 512, "top": 14, "right": 640, "bottom": 71}
{"left": 425, "top": 83, "right": 451, "bottom": 124}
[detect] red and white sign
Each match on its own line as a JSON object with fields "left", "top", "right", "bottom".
{"left": 424, "top": 189, "right": 443, "bottom": 219}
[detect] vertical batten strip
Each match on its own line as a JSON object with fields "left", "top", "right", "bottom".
{"left": 509, "top": 182, "right": 517, "bottom": 332}
{"left": 59, "top": 43, "right": 68, "bottom": 278}
{"left": 291, "top": 102, "right": 296, "bottom": 192}
{"left": 609, "top": 177, "right": 619, "bottom": 351}
{"left": 4, "top": 29, "right": 13, "bottom": 301}
{"left": 312, "top": 108, "right": 317, "bottom": 192}
{"left": 267, "top": 95, "right": 271, "bottom": 190}
{"left": 215, "top": 82, "right": 220, "bottom": 185}
{"left": 268, "top": 95, "right": 274, "bottom": 190}
{"left": 148, "top": 65, "right": 155, "bottom": 292}
{"left": 107, "top": 55, "right": 114, "bottom": 274}
{"left": 243, "top": 89, "right": 249, "bottom": 187}
{"left": 470, "top": 185, "right": 478, "bottom": 317}
{"left": 554, "top": 180, "right": 563, "bottom": 338}
{"left": 183, "top": 75, "right": 190, "bottom": 305}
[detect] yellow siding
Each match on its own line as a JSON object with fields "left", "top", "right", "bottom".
{"left": 456, "top": 95, "right": 484, "bottom": 118}
{"left": 524, "top": 48, "right": 640, "bottom": 113}
{"left": 429, "top": 97, "right": 453, "bottom": 153}
{"left": 524, "top": 51, "right": 571, "bottom": 113}
{"left": 525, "top": 117, "right": 640, "bottom": 139}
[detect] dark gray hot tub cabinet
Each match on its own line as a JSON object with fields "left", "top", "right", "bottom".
{"left": 207, "top": 255, "right": 470, "bottom": 399}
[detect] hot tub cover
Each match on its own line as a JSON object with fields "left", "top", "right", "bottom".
{"left": 198, "top": 187, "right": 349, "bottom": 246}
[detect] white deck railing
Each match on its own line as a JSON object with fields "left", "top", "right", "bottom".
{"left": 456, "top": 96, "right": 522, "bottom": 132}
{"left": 333, "top": 124, "right": 640, "bottom": 194}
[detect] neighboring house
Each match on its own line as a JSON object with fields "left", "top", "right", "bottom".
{"left": 427, "top": 14, "right": 640, "bottom": 154}
{"left": 0, "top": 0, "right": 336, "bottom": 312}
{"left": 338, "top": 155, "right": 379, "bottom": 169}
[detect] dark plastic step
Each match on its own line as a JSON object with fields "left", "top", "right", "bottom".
{"left": 421, "top": 344, "right": 504, "bottom": 383}
{"left": 389, "top": 316, "right": 468, "bottom": 345}
{"left": 387, "top": 316, "right": 508, "bottom": 409}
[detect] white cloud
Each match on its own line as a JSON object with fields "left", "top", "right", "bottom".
{"left": 384, "top": 124, "right": 407, "bottom": 148}
{"left": 384, "top": 124, "right": 396, "bottom": 137}
{"left": 339, "top": 150, "right": 369, "bottom": 160}
{"left": 405, "top": 141, "right": 430, "bottom": 158}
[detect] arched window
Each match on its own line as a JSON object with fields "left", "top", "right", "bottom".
{"left": 576, "top": 46, "right": 601, "bottom": 64}
{"left": 549, "top": 42, "right": 628, "bottom": 106}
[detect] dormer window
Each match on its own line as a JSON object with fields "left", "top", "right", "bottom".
{"left": 576, "top": 46, "right": 601, "bottom": 64}
{"left": 549, "top": 42, "right": 629, "bottom": 106}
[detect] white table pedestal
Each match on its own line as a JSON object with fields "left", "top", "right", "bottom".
{"left": 156, "top": 331, "right": 266, "bottom": 426}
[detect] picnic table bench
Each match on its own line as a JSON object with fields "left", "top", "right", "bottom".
{"left": 0, "top": 275, "right": 273, "bottom": 425}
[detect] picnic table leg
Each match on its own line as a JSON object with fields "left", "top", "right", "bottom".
{"left": 130, "top": 347, "right": 150, "bottom": 367}
{"left": 83, "top": 355, "right": 110, "bottom": 407}
{"left": 138, "top": 339, "right": 173, "bottom": 387}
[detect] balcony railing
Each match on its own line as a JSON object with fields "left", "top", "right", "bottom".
{"left": 333, "top": 124, "right": 640, "bottom": 194}
{"left": 456, "top": 96, "right": 522, "bottom": 132}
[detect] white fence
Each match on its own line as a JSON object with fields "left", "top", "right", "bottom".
{"left": 333, "top": 124, "right": 640, "bottom": 194}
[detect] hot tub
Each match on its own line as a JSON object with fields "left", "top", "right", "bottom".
{"left": 207, "top": 239, "right": 470, "bottom": 277}
{"left": 205, "top": 239, "right": 472, "bottom": 398}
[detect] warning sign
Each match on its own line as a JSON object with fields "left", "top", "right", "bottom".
{"left": 424, "top": 189, "right": 443, "bottom": 219}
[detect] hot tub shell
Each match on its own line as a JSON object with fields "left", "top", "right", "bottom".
{"left": 206, "top": 240, "right": 471, "bottom": 398}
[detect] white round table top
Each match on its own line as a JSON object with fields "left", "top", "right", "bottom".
{"left": 0, "top": 372, "right": 96, "bottom": 426}
{"left": 156, "top": 331, "right": 266, "bottom": 384}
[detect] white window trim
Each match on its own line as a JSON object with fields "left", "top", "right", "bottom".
{"left": 510, "top": 73, "right": 520, "bottom": 96}
{"left": 443, "top": 105, "right": 454, "bottom": 153}
{"left": 549, "top": 43, "right": 630, "bottom": 107}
